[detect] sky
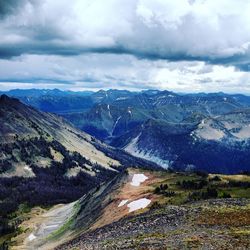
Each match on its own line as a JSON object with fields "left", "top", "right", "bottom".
{"left": 0, "top": 0, "right": 250, "bottom": 93}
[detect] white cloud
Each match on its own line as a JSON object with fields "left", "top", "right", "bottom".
{"left": 0, "top": 0, "right": 250, "bottom": 92}
{"left": 0, "top": 54, "right": 250, "bottom": 94}
{"left": 1, "top": 0, "right": 250, "bottom": 60}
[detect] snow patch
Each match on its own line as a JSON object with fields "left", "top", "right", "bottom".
{"left": 24, "top": 166, "right": 33, "bottom": 172}
{"left": 116, "top": 97, "right": 128, "bottom": 100}
{"left": 124, "top": 133, "right": 170, "bottom": 169}
{"left": 158, "top": 95, "right": 167, "bottom": 99}
{"left": 118, "top": 199, "right": 129, "bottom": 207}
{"left": 127, "top": 198, "right": 151, "bottom": 212}
{"left": 130, "top": 174, "right": 148, "bottom": 187}
{"left": 112, "top": 116, "right": 122, "bottom": 135}
{"left": 28, "top": 233, "right": 37, "bottom": 241}
{"left": 107, "top": 104, "right": 112, "bottom": 118}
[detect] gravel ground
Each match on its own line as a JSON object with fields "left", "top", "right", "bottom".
{"left": 58, "top": 199, "right": 250, "bottom": 250}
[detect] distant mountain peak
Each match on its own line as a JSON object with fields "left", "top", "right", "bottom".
{"left": 0, "top": 94, "right": 20, "bottom": 105}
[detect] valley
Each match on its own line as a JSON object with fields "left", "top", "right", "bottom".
{"left": 3, "top": 89, "right": 250, "bottom": 174}
{"left": 0, "top": 91, "right": 250, "bottom": 249}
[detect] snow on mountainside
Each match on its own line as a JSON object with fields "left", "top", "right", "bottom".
{"left": 2, "top": 90, "right": 250, "bottom": 174}
{"left": 118, "top": 115, "right": 250, "bottom": 174}
{"left": 17, "top": 168, "right": 157, "bottom": 249}
{"left": 124, "top": 132, "right": 170, "bottom": 169}
{"left": 2, "top": 89, "right": 248, "bottom": 141}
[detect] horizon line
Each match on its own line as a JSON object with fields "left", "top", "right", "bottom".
{"left": 0, "top": 87, "right": 250, "bottom": 96}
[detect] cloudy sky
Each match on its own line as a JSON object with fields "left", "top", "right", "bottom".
{"left": 0, "top": 0, "right": 250, "bottom": 93}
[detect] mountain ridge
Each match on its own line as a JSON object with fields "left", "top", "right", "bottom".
{"left": 2, "top": 90, "right": 250, "bottom": 174}
{"left": 0, "top": 95, "right": 160, "bottom": 217}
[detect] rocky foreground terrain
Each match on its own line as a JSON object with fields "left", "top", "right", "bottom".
{"left": 59, "top": 199, "right": 250, "bottom": 250}
{"left": 12, "top": 168, "right": 247, "bottom": 250}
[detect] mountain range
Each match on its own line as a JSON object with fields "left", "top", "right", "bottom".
{"left": 0, "top": 92, "right": 250, "bottom": 249}
{"left": 2, "top": 89, "right": 250, "bottom": 174}
{"left": 0, "top": 94, "right": 158, "bottom": 217}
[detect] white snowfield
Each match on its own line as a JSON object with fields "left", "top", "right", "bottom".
{"left": 118, "top": 199, "right": 129, "bottom": 207}
{"left": 124, "top": 133, "right": 170, "bottom": 169}
{"left": 28, "top": 233, "right": 37, "bottom": 241}
{"left": 130, "top": 174, "right": 148, "bottom": 186}
{"left": 127, "top": 198, "right": 151, "bottom": 212}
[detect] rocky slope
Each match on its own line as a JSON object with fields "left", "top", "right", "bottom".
{"left": 0, "top": 94, "right": 120, "bottom": 174}
{"left": 12, "top": 168, "right": 250, "bottom": 250}
{"left": 0, "top": 94, "right": 160, "bottom": 245}
{"left": 59, "top": 199, "right": 250, "bottom": 250}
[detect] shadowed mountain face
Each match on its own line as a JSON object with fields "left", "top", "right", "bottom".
{"left": 3, "top": 89, "right": 248, "bottom": 139}
{"left": 0, "top": 95, "right": 159, "bottom": 216}
{"left": 113, "top": 116, "right": 250, "bottom": 174}
{"left": 62, "top": 91, "right": 250, "bottom": 174}
{"left": 3, "top": 89, "right": 250, "bottom": 174}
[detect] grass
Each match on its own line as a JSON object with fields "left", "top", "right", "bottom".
{"left": 3, "top": 169, "right": 250, "bottom": 249}
{"left": 227, "top": 187, "right": 250, "bottom": 198}
{"left": 230, "top": 228, "right": 250, "bottom": 240}
{"left": 210, "top": 174, "right": 250, "bottom": 182}
{"left": 197, "top": 206, "right": 250, "bottom": 227}
{"left": 7, "top": 203, "right": 32, "bottom": 220}
{"left": 151, "top": 171, "right": 250, "bottom": 206}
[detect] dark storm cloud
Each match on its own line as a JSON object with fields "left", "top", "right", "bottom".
{"left": 1, "top": 0, "right": 250, "bottom": 93}
{"left": 0, "top": 0, "right": 249, "bottom": 70}
{"left": 0, "top": 0, "right": 24, "bottom": 17}
{"left": 0, "top": 0, "right": 37, "bottom": 17}
{"left": 0, "top": 77, "right": 71, "bottom": 84}
{"left": 1, "top": 41, "right": 249, "bottom": 72}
